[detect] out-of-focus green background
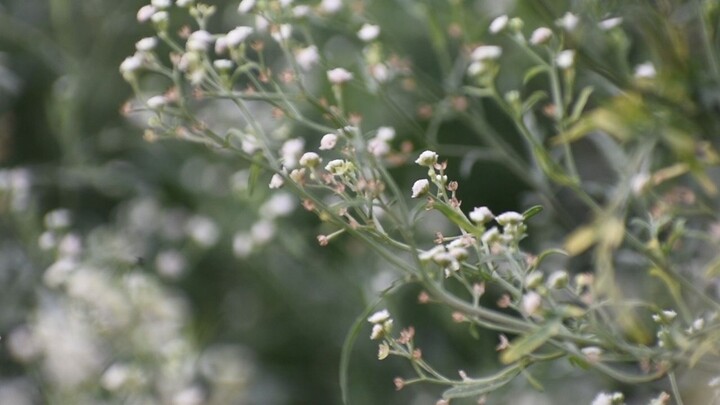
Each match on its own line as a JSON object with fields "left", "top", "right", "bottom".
{"left": 3, "top": 0, "right": 711, "bottom": 404}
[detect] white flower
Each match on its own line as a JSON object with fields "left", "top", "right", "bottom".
{"left": 279, "top": 0, "right": 293, "bottom": 7}
{"left": 634, "top": 62, "right": 656, "bottom": 79}
{"left": 467, "top": 61, "right": 486, "bottom": 76}
{"left": 557, "top": 12, "right": 579, "bottom": 31}
{"left": 530, "top": 27, "right": 553, "bottom": 45}
{"left": 324, "top": 159, "right": 353, "bottom": 176}
{"left": 213, "top": 59, "right": 233, "bottom": 71}
{"left": 147, "top": 95, "right": 167, "bottom": 109}
{"left": 187, "top": 30, "right": 214, "bottom": 51}
{"left": 137, "top": 5, "right": 156, "bottom": 22}
{"left": 489, "top": 15, "right": 509, "bottom": 34}
{"left": 469, "top": 206, "right": 493, "bottom": 224}
{"left": 292, "top": 5, "right": 311, "bottom": 17}
{"left": 414, "top": 150, "right": 438, "bottom": 167}
{"left": 591, "top": 392, "right": 613, "bottom": 405}
{"left": 152, "top": 0, "right": 172, "bottom": 8}
{"left": 367, "top": 138, "right": 390, "bottom": 157}
{"left": 120, "top": 53, "right": 143, "bottom": 76}
{"left": 357, "top": 24, "right": 380, "bottom": 42}
{"left": 376, "top": 126, "right": 395, "bottom": 141}
{"left": 296, "top": 45, "right": 320, "bottom": 71}
{"left": 251, "top": 219, "right": 276, "bottom": 244}
{"left": 327, "top": 67, "right": 354, "bottom": 84}
{"left": 370, "top": 63, "right": 390, "bottom": 82}
{"left": 481, "top": 227, "right": 501, "bottom": 244}
{"left": 136, "top": 37, "right": 158, "bottom": 52}
{"left": 299, "top": 152, "right": 321, "bottom": 168}
{"left": 186, "top": 215, "right": 220, "bottom": 247}
{"left": 176, "top": 0, "right": 194, "bottom": 7}
{"left": 269, "top": 173, "right": 284, "bottom": 189}
{"left": 155, "top": 250, "right": 187, "bottom": 279}
{"left": 370, "top": 324, "right": 384, "bottom": 340}
{"left": 599, "top": 17, "right": 623, "bottom": 30}
{"left": 320, "top": 0, "right": 342, "bottom": 14}
{"left": 237, "top": 0, "right": 256, "bottom": 14}
{"left": 45, "top": 208, "right": 72, "bottom": 229}
{"left": 319, "top": 133, "right": 338, "bottom": 150}
{"left": 547, "top": 270, "right": 569, "bottom": 289}
{"left": 232, "top": 232, "right": 254, "bottom": 258}
{"left": 271, "top": 24, "right": 292, "bottom": 42}
{"left": 151, "top": 10, "right": 169, "bottom": 24}
{"left": 101, "top": 363, "right": 130, "bottom": 391}
{"left": 470, "top": 45, "right": 502, "bottom": 61}
{"left": 367, "top": 309, "right": 390, "bottom": 324}
{"left": 592, "top": 391, "right": 623, "bottom": 405}
{"left": 496, "top": 211, "right": 523, "bottom": 226}
{"left": 255, "top": 15, "right": 269, "bottom": 31}
{"left": 411, "top": 179, "right": 430, "bottom": 198}
{"left": 521, "top": 291, "right": 542, "bottom": 315}
{"left": 259, "top": 192, "right": 296, "bottom": 219}
{"left": 226, "top": 26, "right": 253, "bottom": 47}
{"left": 582, "top": 346, "right": 603, "bottom": 362}
{"left": 556, "top": 49, "right": 576, "bottom": 69}
{"left": 280, "top": 138, "right": 305, "bottom": 168}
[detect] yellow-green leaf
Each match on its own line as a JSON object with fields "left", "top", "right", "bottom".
{"left": 500, "top": 319, "right": 562, "bottom": 364}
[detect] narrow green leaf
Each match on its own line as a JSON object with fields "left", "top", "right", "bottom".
{"left": 533, "top": 248, "right": 568, "bottom": 268}
{"left": 500, "top": 319, "right": 562, "bottom": 364}
{"left": 463, "top": 86, "right": 494, "bottom": 99}
{"left": 247, "top": 154, "right": 262, "bottom": 196}
{"left": 522, "top": 205, "right": 543, "bottom": 221}
{"left": 522, "top": 91, "right": 548, "bottom": 114}
{"left": 523, "top": 65, "right": 549, "bottom": 85}
{"left": 432, "top": 200, "right": 476, "bottom": 233}
{"left": 569, "top": 86, "right": 594, "bottom": 123}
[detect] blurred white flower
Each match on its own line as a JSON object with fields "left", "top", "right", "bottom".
{"left": 521, "top": 291, "right": 542, "bottom": 315}
{"left": 136, "top": 37, "right": 158, "bottom": 52}
{"left": 367, "top": 309, "right": 391, "bottom": 324}
{"left": 147, "top": 95, "right": 167, "bottom": 109}
{"left": 295, "top": 45, "right": 320, "bottom": 71}
{"left": 556, "top": 49, "right": 575, "bottom": 69}
{"left": 101, "top": 363, "right": 131, "bottom": 391}
{"left": 213, "top": 59, "right": 233, "bottom": 71}
{"left": 327, "top": 67, "right": 353, "bottom": 84}
{"left": 155, "top": 250, "right": 187, "bottom": 279}
{"left": 557, "top": 12, "right": 579, "bottom": 31}
{"left": 319, "top": 133, "right": 338, "bottom": 150}
{"left": 292, "top": 5, "right": 311, "bottom": 17}
{"left": 376, "top": 126, "right": 395, "bottom": 141}
{"left": 496, "top": 211, "right": 523, "bottom": 226}
{"left": 172, "top": 386, "right": 205, "bottom": 405}
{"left": 367, "top": 137, "right": 390, "bottom": 157}
{"left": 152, "top": 0, "right": 172, "bottom": 9}
{"left": 187, "top": 30, "right": 214, "bottom": 52}
{"left": 634, "top": 62, "right": 656, "bottom": 79}
{"left": 357, "top": 24, "right": 380, "bottom": 42}
{"left": 280, "top": 138, "right": 305, "bottom": 168}
{"left": 44, "top": 208, "right": 71, "bottom": 229}
{"left": 260, "top": 192, "right": 296, "bottom": 219}
{"left": 237, "top": 0, "right": 256, "bottom": 14}
{"left": 470, "top": 45, "right": 502, "bottom": 61}
{"left": 177, "top": 0, "right": 194, "bottom": 7}
{"left": 489, "top": 15, "right": 509, "bottom": 34}
{"left": 233, "top": 232, "right": 254, "bottom": 258}
{"left": 530, "top": 27, "right": 553, "bottom": 45}
{"left": 599, "top": 17, "right": 623, "bottom": 30}
{"left": 271, "top": 24, "right": 292, "bottom": 42}
{"left": 226, "top": 26, "right": 254, "bottom": 47}
{"left": 58, "top": 233, "right": 82, "bottom": 257}
{"left": 137, "top": 5, "right": 156, "bottom": 22}
{"left": 320, "top": 0, "right": 342, "bottom": 14}
{"left": 269, "top": 173, "right": 284, "bottom": 189}
{"left": 186, "top": 215, "right": 220, "bottom": 247}
{"left": 250, "top": 219, "right": 276, "bottom": 244}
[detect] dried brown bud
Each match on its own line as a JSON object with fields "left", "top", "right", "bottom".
{"left": 393, "top": 377, "right": 405, "bottom": 391}
{"left": 418, "top": 291, "right": 430, "bottom": 304}
{"left": 497, "top": 294, "right": 511, "bottom": 308}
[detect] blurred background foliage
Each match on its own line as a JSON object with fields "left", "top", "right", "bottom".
{"left": 1, "top": 0, "right": 720, "bottom": 404}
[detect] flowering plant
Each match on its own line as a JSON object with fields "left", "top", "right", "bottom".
{"left": 120, "top": 0, "right": 720, "bottom": 403}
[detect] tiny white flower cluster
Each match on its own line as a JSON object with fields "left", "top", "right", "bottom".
{"left": 367, "top": 309, "right": 393, "bottom": 340}
{"left": 591, "top": 391, "right": 624, "bottom": 405}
